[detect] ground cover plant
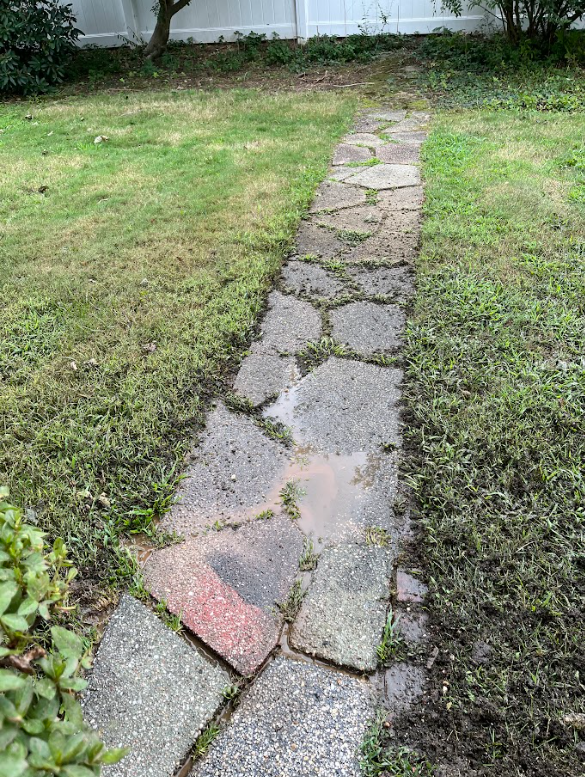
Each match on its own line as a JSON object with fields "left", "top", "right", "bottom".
{"left": 0, "top": 89, "right": 355, "bottom": 598}
{"left": 402, "top": 89, "right": 585, "bottom": 774}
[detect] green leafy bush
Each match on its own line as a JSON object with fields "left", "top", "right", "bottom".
{"left": 0, "top": 0, "right": 81, "bottom": 95}
{"left": 0, "top": 488, "right": 126, "bottom": 777}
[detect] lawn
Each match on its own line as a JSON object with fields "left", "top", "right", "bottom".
{"left": 0, "top": 89, "right": 355, "bottom": 582}
{"left": 403, "top": 108, "right": 585, "bottom": 774}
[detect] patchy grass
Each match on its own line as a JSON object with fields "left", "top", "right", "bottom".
{"left": 404, "top": 110, "right": 585, "bottom": 775}
{"left": 0, "top": 89, "right": 354, "bottom": 584}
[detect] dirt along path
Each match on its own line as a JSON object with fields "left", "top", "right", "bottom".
{"left": 82, "top": 106, "right": 432, "bottom": 777}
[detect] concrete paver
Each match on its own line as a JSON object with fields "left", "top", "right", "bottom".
{"left": 281, "top": 260, "right": 347, "bottom": 300}
{"left": 234, "top": 347, "right": 299, "bottom": 406}
{"left": 257, "top": 291, "right": 322, "bottom": 354}
{"left": 330, "top": 301, "right": 405, "bottom": 354}
{"left": 310, "top": 181, "right": 366, "bottom": 211}
{"left": 346, "top": 163, "right": 420, "bottom": 190}
{"left": 347, "top": 264, "right": 415, "bottom": 300}
{"left": 332, "top": 143, "right": 372, "bottom": 164}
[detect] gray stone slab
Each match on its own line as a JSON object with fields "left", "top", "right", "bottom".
{"left": 387, "top": 131, "right": 427, "bottom": 145}
{"left": 342, "top": 132, "right": 387, "bottom": 148}
{"left": 258, "top": 291, "right": 322, "bottom": 354}
{"left": 192, "top": 656, "right": 373, "bottom": 777}
{"left": 330, "top": 302, "right": 405, "bottom": 354}
{"left": 346, "top": 164, "right": 420, "bottom": 191}
{"left": 365, "top": 110, "right": 407, "bottom": 123}
{"left": 295, "top": 221, "right": 346, "bottom": 260}
{"left": 315, "top": 205, "right": 383, "bottom": 234}
{"left": 353, "top": 116, "right": 387, "bottom": 133}
{"left": 234, "top": 346, "right": 299, "bottom": 406}
{"left": 328, "top": 167, "right": 357, "bottom": 182}
{"left": 265, "top": 358, "right": 403, "bottom": 453}
{"left": 281, "top": 260, "right": 347, "bottom": 300}
{"left": 386, "top": 116, "right": 429, "bottom": 133}
{"left": 84, "top": 595, "right": 228, "bottom": 777}
{"left": 347, "top": 265, "right": 415, "bottom": 300}
{"left": 332, "top": 143, "right": 372, "bottom": 165}
{"left": 377, "top": 144, "right": 420, "bottom": 165}
{"left": 291, "top": 543, "right": 392, "bottom": 672}
{"left": 378, "top": 186, "right": 424, "bottom": 212}
{"left": 160, "top": 403, "right": 288, "bottom": 536}
{"left": 384, "top": 207, "right": 422, "bottom": 233}
{"left": 341, "top": 231, "right": 418, "bottom": 264}
{"left": 310, "top": 181, "right": 366, "bottom": 212}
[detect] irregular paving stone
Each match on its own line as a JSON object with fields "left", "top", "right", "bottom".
{"left": 160, "top": 403, "right": 288, "bottom": 536}
{"left": 366, "top": 109, "right": 407, "bottom": 122}
{"left": 295, "top": 221, "right": 347, "bottom": 260}
{"left": 378, "top": 186, "right": 424, "bottom": 211}
{"left": 384, "top": 663, "right": 426, "bottom": 712}
{"left": 332, "top": 143, "right": 372, "bottom": 165}
{"left": 258, "top": 291, "right": 322, "bottom": 353}
{"left": 377, "top": 143, "right": 421, "bottom": 165}
{"left": 234, "top": 346, "right": 299, "bottom": 406}
{"left": 315, "top": 205, "right": 383, "bottom": 234}
{"left": 291, "top": 543, "right": 393, "bottom": 672}
{"left": 353, "top": 116, "right": 387, "bottom": 133}
{"left": 342, "top": 132, "right": 387, "bottom": 148}
{"left": 384, "top": 207, "right": 421, "bottom": 233}
{"left": 310, "top": 181, "right": 366, "bottom": 212}
{"left": 341, "top": 231, "right": 418, "bottom": 264}
{"left": 347, "top": 265, "right": 415, "bottom": 300}
{"left": 346, "top": 164, "right": 420, "bottom": 190}
{"left": 192, "top": 656, "right": 373, "bottom": 777}
{"left": 386, "top": 116, "right": 429, "bottom": 133}
{"left": 395, "top": 610, "right": 429, "bottom": 644}
{"left": 330, "top": 301, "right": 405, "bottom": 354}
{"left": 145, "top": 517, "right": 304, "bottom": 675}
{"left": 281, "top": 260, "right": 347, "bottom": 300}
{"left": 266, "top": 358, "right": 403, "bottom": 453}
{"left": 83, "top": 596, "right": 228, "bottom": 777}
{"left": 396, "top": 570, "right": 428, "bottom": 603}
{"left": 387, "top": 131, "right": 427, "bottom": 145}
{"left": 328, "top": 167, "right": 357, "bottom": 182}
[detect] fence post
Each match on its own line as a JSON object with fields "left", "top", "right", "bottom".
{"left": 119, "top": 0, "right": 141, "bottom": 42}
{"left": 294, "top": 0, "right": 310, "bottom": 42}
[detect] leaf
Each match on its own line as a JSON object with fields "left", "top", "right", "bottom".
{"left": 0, "top": 754, "right": 27, "bottom": 777}
{"left": 1, "top": 613, "right": 29, "bottom": 632}
{"left": 0, "top": 669, "right": 26, "bottom": 691}
{"left": 0, "top": 581, "right": 17, "bottom": 616}
{"left": 50, "top": 626, "right": 84, "bottom": 659}
{"left": 100, "top": 747, "right": 129, "bottom": 765}
{"left": 60, "top": 692, "right": 84, "bottom": 727}
{"left": 17, "top": 597, "right": 38, "bottom": 617}
{"left": 35, "top": 676, "right": 57, "bottom": 700}
{"left": 62, "top": 766, "right": 98, "bottom": 777}
{"left": 59, "top": 676, "right": 87, "bottom": 692}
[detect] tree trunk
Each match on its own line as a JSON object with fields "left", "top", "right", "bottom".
{"left": 144, "top": 0, "right": 193, "bottom": 60}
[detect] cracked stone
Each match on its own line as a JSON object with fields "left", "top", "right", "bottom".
{"left": 386, "top": 131, "right": 427, "bottom": 145}
{"left": 378, "top": 186, "right": 424, "bottom": 211}
{"left": 342, "top": 132, "right": 387, "bottom": 148}
{"left": 332, "top": 143, "right": 372, "bottom": 165}
{"left": 145, "top": 517, "right": 304, "bottom": 675}
{"left": 346, "top": 164, "right": 420, "bottom": 190}
{"left": 347, "top": 265, "right": 415, "bottom": 300}
{"left": 83, "top": 595, "right": 228, "bottom": 777}
{"left": 257, "top": 291, "right": 322, "bottom": 354}
{"left": 377, "top": 144, "right": 421, "bottom": 165}
{"left": 291, "top": 543, "right": 393, "bottom": 672}
{"left": 295, "top": 221, "right": 347, "bottom": 260}
{"left": 281, "top": 260, "right": 347, "bottom": 300}
{"left": 310, "top": 181, "right": 366, "bottom": 212}
{"left": 328, "top": 167, "right": 357, "bottom": 182}
{"left": 192, "top": 656, "right": 373, "bottom": 777}
{"left": 234, "top": 346, "right": 299, "bottom": 406}
{"left": 159, "top": 403, "right": 288, "bottom": 536}
{"left": 341, "top": 231, "right": 418, "bottom": 264}
{"left": 330, "top": 301, "right": 405, "bottom": 354}
{"left": 315, "top": 205, "right": 383, "bottom": 234}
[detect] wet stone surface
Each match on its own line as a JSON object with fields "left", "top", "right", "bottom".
{"left": 330, "top": 301, "right": 405, "bottom": 354}
{"left": 258, "top": 290, "right": 322, "bottom": 353}
{"left": 310, "top": 181, "right": 366, "bottom": 212}
{"left": 291, "top": 543, "right": 393, "bottom": 672}
{"left": 347, "top": 265, "right": 415, "bottom": 300}
{"left": 384, "top": 663, "right": 426, "bottom": 712}
{"left": 346, "top": 163, "right": 420, "bottom": 191}
{"left": 192, "top": 656, "right": 374, "bottom": 777}
{"left": 395, "top": 610, "right": 429, "bottom": 644}
{"left": 159, "top": 403, "right": 288, "bottom": 536}
{"left": 145, "top": 517, "right": 304, "bottom": 675}
{"left": 83, "top": 595, "right": 228, "bottom": 777}
{"left": 234, "top": 347, "right": 299, "bottom": 407}
{"left": 396, "top": 570, "right": 428, "bottom": 604}
{"left": 280, "top": 260, "right": 347, "bottom": 300}
{"left": 265, "top": 357, "right": 403, "bottom": 454}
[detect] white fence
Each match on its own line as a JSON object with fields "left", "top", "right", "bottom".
{"left": 66, "top": 0, "right": 488, "bottom": 48}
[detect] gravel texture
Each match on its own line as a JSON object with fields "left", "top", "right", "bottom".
{"left": 346, "top": 163, "right": 421, "bottom": 190}
{"left": 83, "top": 595, "right": 228, "bottom": 777}
{"left": 347, "top": 265, "right": 415, "bottom": 300}
{"left": 281, "top": 260, "right": 347, "bottom": 300}
{"left": 258, "top": 291, "right": 322, "bottom": 353}
{"left": 310, "top": 181, "right": 366, "bottom": 212}
{"left": 330, "top": 301, "right": 405, "bottom": 354}
{"left": 160, "top": 403, "right": 288, "bottom": 535}
{"left": 340, "top": 231, "right": 418, "bottom": 264}
{"left": 291, "top": 543, "right": 393, "bottom": 672}
{"left": 265, "top": 357, "right": 403, "bottom": 453}
{"left": 233, "top": 347, "right": 299, "bottom": 406}
{"left": 192, "top": 656, "right": 374, "bottom": 777}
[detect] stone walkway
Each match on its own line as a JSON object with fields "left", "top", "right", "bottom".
{"left": 83, "top": 107, "right": 430, "bottom": 777}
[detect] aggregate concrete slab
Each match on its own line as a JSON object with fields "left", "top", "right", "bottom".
{"left": 346, "top": 164, "right": 420, "bottom": 191}
{"left": 159, "top": 403, "right": 288, "bottom": 536}
{"left": 377, "top": 143, "right": 421, "bottom": 165}
{"left": 281, "top": 260, "right": 347, "bottom": 300}
{"left": 341, "top": 231, "right": 418, "bottom": 264}
{"left": 233, "top": 347, "right": 299, "bottom": 406}
{"left": 353, "top": 116, "right": 387, "bottom": 133}
{"left": 265, "top": 358, "right": 403, "bottom": 453}
{"left": 310, "top": 181, "right": 366, "bottom": 212}
{"left": 386, "top": 131, "right": 427, "bottom": 145}
{"left": 342, "top": 132, "right": 387, "bottom": 148}
{"left": 145, "top": 517, "right": 304, "bottom": 675}
{"left": 378, "top": 186, "right": 424, "bottom": 212}
{"left": 290, "top": 543, "right": 393, "bottom": 672}
{"left": 332, "top": 143, "right": 372, "bottom": 165}
{"left": 315, "top": 205, "right": 383, "bottom": 234}
{"left": 347, "top": 265, "right": 415, "bottom": 300}
{"left": 295, "top": 221, "right": 347, "bottom": 260}
{"left": 330, "top": 302, "right": 405, "bottom": 354}
{"left": 192, "top": 656, "right": 373, "bottom": 777}
{"left": 386, "top": 116, "right": 429, "bottom": 133}
{"left": 328, "top": 167, "right": 357, "bottom": 182}
{"left": 258, "top": 291, "right": 322, "bottom": 354}
{"left": 366, "top": 109, "right": 407, "bottom": 123}
{"left": 83, "top": 595, "right": 228, "bottom": 777}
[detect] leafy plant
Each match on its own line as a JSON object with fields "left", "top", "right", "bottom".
{"left": 0, "top": 0, "right": 80, "bottom": 94}
{"left": 298, "top": 538, "right": 318, "bottom": 571}
{"left": 0, "top": 488, "right": 126, "bottom": 776}
{"left": 276, "top": 579, "right": 305, "bottom": 622}
{"left": 279, "top": 481, "right": 304, "bottom": 521}
{"left": 376, "top": 609, "right": 406, "bottom": 664}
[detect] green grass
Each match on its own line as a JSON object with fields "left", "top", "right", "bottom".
{"left": 405, "top": 110, "right": 585, "bottom": 774}
{"left": 0, "top": 89, "right": 354, "bottom": 580}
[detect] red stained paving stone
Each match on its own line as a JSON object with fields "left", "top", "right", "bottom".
{"left": 396, "top": 569, "right": 428, "bottom": 603}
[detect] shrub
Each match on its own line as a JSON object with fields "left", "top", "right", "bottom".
{"left": 0, "top": 487, "right": 126, "bottom": 776}
{"left": 0, "top": 0, "right": 81, "bottom": 95}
